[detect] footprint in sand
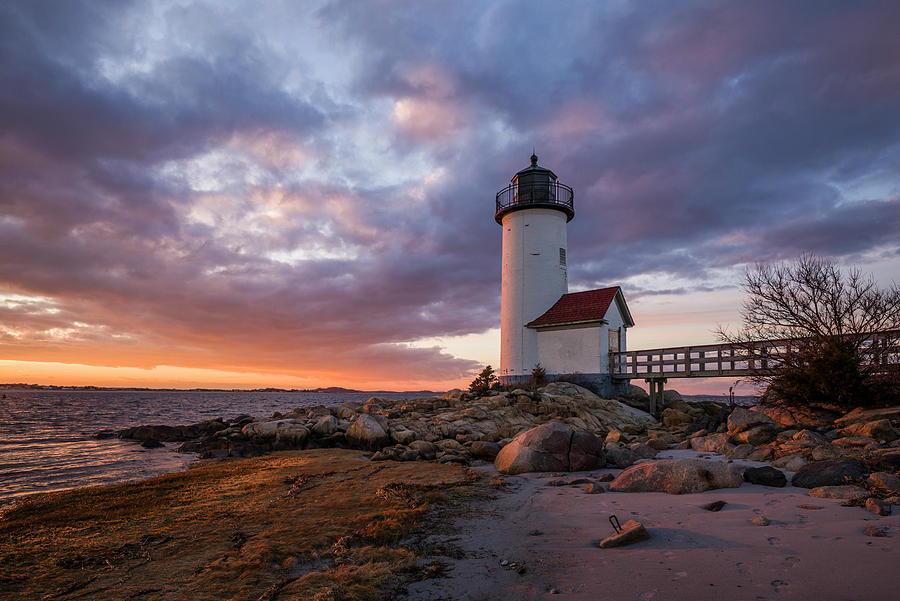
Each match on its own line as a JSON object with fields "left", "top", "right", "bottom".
{"left": 771, "top": 579, "right": 789, "bottom": 592}
{"left": 767, "top": 536, "right": 781, "bottom": 546}
{"left": 783, "top": 556, "right": 800, "bottom": 567}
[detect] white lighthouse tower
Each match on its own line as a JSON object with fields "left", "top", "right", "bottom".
{"left": 496, "top": 153, "right": 574, "bottom": 385}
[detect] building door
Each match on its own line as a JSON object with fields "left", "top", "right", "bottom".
{"left": 608, "top": 328, "right": 620, "bottom": 353}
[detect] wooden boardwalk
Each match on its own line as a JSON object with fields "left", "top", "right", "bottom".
{"left": 610, "top": 330, "right": 900, "bottom": 414}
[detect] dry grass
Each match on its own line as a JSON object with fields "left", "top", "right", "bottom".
{"left": 0, "top": 449, "right": 478, "bottom": 601}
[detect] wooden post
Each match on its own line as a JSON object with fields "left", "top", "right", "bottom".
{"left": 684, "top": 347, "right": 691, "bottom": 375}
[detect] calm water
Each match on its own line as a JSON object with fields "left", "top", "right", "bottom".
{"left": 0, "top": 389, "right": 410, "bottom": 508}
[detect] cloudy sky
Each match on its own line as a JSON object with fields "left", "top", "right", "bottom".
{"left": 1, "top": 0, "right": 898, "bottom": 393}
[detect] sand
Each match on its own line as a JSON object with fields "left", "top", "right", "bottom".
{"left": 405, "top": 452, "right": 898, "bottom": 601}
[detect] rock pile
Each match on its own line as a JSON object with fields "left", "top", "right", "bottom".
{"left": 113, "top": 382, "right": 900, "bottom": 506}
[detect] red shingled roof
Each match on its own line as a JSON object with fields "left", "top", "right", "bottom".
{"left": 527, "top": 286, "right": 627, "bottom": 328}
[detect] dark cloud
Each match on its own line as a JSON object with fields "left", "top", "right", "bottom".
{"left": 1, "top": 0, "right": 898, "bottom": 386}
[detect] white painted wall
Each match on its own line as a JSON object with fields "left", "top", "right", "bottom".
{"left": 536, "top": 326, "right": 602, "bottom": 374}
{"left": 499, "top": 208, "right": 568, "bottom": 378}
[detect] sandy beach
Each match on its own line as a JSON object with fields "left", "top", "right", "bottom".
{"left": 406, "top": 453, "right": 898, "bottom": 601}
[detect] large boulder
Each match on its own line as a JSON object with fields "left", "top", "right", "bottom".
{"left": 620, "top": 385, "right": 651, "bottom": 413}
{"left": 758, "top": 404, "right": 837, "bottom": 429}
{"left": 727, "top": 407, "right": 777, "bottom": 436}
{"left": 470, "top": 440, "right": 502, "bottom": 460}
{"left": 311, "top": 415, "right": 338, "bottom": 436}
{"left": 791, "top": 459, "right": 867, "bottom": 489}
{"left": 743, "top": 466, "right": 787, "bottom": 487}
{"left": 570, "top": 430, "right": 606, "bottom": 471}
{"left": 609, "top": 459, "right": 743, "bottom": 494}
{"left": 346, "top": 415, "right": 390, "bottom": 451}
{"left": 539, "top": 383, "right": 656, "bottom": 431}
{"left": 836, "top": 419, "right": 898, "bottom": 442}
{"left": 731, "top": 423, "right": 779, "bottom": 445}
{"left": 241, "top": 419, "right": 309, "bottom": 449}
{"left": 494, "top": 422, "right": 604, "bottom": 475}
{"left": 834, "top": 406, "right": 900, "bottom": 428}
{"left": 119, "top": 419, "right": 228, "bottom": 442}
{"left": 662, "top": 408, "right": 694, "bottom": 428}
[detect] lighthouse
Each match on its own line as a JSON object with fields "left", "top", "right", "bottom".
{"left": 496, "top": 153, "right": 574, "bottom": 384}
{"left": 495, "top": 153, "right": 634, "bottom": 395}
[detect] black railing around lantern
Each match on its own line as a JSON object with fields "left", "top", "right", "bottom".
{"left": 495, "top": 181, "right": 575, "bottom": 223}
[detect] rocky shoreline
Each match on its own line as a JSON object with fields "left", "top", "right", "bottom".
{"left": 110, "top": 382, "right": 900, "bottom": 509}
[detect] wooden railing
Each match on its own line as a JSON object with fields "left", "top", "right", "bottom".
{"left": 610, "top": 330, "right": 900, "bottom": 380}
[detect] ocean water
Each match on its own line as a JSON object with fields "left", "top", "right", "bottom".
{"left": 0, "top": 389, "right": 410, "bottom": 508}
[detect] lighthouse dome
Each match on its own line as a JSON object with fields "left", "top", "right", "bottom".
{"left": 495, "top": 153, "right": 574, "bottom": 223}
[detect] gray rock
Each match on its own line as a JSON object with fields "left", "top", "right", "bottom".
{"left": 791, "top": 459, "right": 867, "bottom": 489}
{"left": 837, "top": 419, "right": 899, "bottom": 442}
{"left": 242, "top": 419, "right": 309, "bottom": 449}
{"left": 627, "top": 441, "right": 658, "bottom": 460}
{"left": 808, "top": 485, "right": 870, "bottom": 500}
{"left": 875, "top": 450, "right": 900, "bottom": 469}
{"left": 570, "top": 430, "right": 606, "bottom": 471}
{"left": 662, "top": 408, "right": 693, "bottom": 428}
{"left": 584, "top": 482, "right": 605, "bottom": 494}
{"left": 865, "top": 497, "right": 892, "bottom": 516}
{"left": 391, "top": 428, "right": 417, "bottom": 445}
{"left": 346, "top": 414, "right": 390, "bottom": 451}
{"left": 470, "top": 440, "right": 502, "bottom": 460}
{"left": 409, "top": 440, "right": 437, "bottom": 460}
{"left": 867, "top": 472, "right": 900, "bottom": 496}
{"left": 604, "top": 444, "right": 640, "bottom": 469}
{"left": 731, "top": 423, "right": 780, "bottom": 446}
{"left": 743, "top": 466, "right": 787, "bottom": 487}
{"left": 725, "top": 444, "right": 756, "bottom": 460}
{"left": 609, "top": 459, "right": 743, "bottom": 494}
{"left": 727, "top": 407, "right": 777, "bottom": 436}
{"left": 311, "top": 415, "right": 338, "bottom": 436}
{"left": 690, "top": 433, "right": 734, "bottom": 454}
{"left": 834, "top": 406, "right": 900, "bottom": 428}
{"left": 772, "top": 454, "right": 808, "bottom": 472}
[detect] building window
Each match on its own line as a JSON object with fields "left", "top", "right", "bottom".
{"left": 559, "top": 248, "right": 566, "bottom": 266}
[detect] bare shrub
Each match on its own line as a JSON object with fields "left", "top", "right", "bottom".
{"left": 717, "top": 254, "right": 900, "bottom": 410}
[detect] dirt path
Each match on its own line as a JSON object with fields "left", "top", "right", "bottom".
{"left": 404, "top": 460, "right": 898, "bottom": 601}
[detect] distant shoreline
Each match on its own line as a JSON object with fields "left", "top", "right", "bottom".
{"left": 0, "top": 383, "right": 439, "bottom": 395}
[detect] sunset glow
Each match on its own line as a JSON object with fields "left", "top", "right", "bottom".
{"left": 1, "top": 1, "right": 898, "bottom": 394}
